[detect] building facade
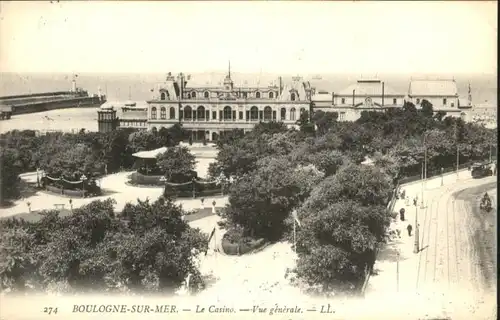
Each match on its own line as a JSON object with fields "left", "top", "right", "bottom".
{"left": 313, "top": 79, "right": 405, "bottom": 121}
{"left": 146, "top": 66, "right": 311, "bottom": 141}
{"left": 97, "top": 71, "right": 475, "bottom": 134}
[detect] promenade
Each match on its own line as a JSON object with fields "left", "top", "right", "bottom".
{"left": 364, "top": 169, "right": 497, "bottom": 319}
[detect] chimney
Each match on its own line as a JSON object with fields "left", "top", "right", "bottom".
{"left": 352, "top": 90, "right": 355, "bottom": 106}
{"left": 382, "top": 82, "right": 385, "bottom": 106}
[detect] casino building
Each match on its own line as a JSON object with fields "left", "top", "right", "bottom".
{"left": 97, "top": 65, "right": 474, "bottom": 136}
{"left": 145, "top": 63, "right": 311, "bottom": 141}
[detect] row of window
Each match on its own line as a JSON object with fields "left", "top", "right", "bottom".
{"left": 338, "top": 98, "right": 399, "bottom": 105}
{"left": 150, "top": 106, "right": 306, "bottom": 121}
{"left": 120, "top": 121, "right": 147, "bottom": 127}
{"left": 160, "top": 91, "right": 296, "bottom": 101}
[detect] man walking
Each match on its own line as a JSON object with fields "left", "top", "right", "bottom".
{"left": 407, "top": 224, "right": 413, "bottom": 237}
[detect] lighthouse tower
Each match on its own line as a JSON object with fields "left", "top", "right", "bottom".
{"left": 71, "top": 74, "right": 78, "bottom": 92}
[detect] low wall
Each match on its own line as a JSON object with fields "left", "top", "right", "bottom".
{"left": 221, "top": 237, "right": 266, "bottom": 256}
{"left": 45, "top": 185, "right": 85, "bottom": 198}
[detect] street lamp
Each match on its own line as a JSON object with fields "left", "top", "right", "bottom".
{"left": 69, "top": 199, "right": 73, "bottom": 212}
{"left": 160, "top": 176, "right": 167, "bottom": 196}
{"left": 81, "top": 174, "right": 87, "bottom": 198}
{"left": 27, "top": 201, "right": 31, "bottom": 214}
{"left": 413, "top": 198, "right": 419, "bottom": 254}
{"left": 36, "top": 168, "right": 41, "bottom": 188}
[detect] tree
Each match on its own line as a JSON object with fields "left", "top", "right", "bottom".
{"left": 224, "top": 157, "right": 309, "bottom": 240}
{"left": 295, "top": 201, "right": 390, "bottom": 294}
{"left": 420, "top": 99, "right": 434, "bottom": 117}
{"left": 312, "top": 110, "right": 338, "bottom": 135}
{"left": 302, "top": 163, "right": 393, "bottom": 212}
{"left": 0, "top": 148, "right": 23, "bottom": 204}
{"left": 156, "top": 146, "right": 196, "bottom": 183}
{"left": 0, "top": 198, "right": 208, "bottom": 294}
{"left": 128, "top": 131, "right": 159, "bottom": 152}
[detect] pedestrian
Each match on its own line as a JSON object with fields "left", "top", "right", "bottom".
{"left": 396, "top": 229, "right": 401, "bottom": 238}
{"left": 401, "top": 189, "right": 406, "bottom": 199}
{"left": 399, "top": 208, "right": 405, "bottom": 221}
{"left": 407, "top": 224, "right": 413, "bottom": 237}
{"left": 405, "top": 195, "right": 410, "bottom": 206}
{"left": 413, "top": 198, "right": 417, "bottom": 207}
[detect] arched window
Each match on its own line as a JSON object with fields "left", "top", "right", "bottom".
{"left": 291, "top": 93, "right": 296, "bottom": 101}
{"left": 300, "top": 107, "right": 306, "bottom": 114}
{"left": 160, "top": 107, "right": 166, "bottom": 119}
{"left": 250, "top": 106, "right": 259, "bottom": 121}
{"left": 264, "top": 106, "right": 272, "bottom": 121}
{"left": 197, "top": 106, "right": 205, "bottom": 120}
{"left": 184, "top": 106, "right": 192, "bottom": 120}
{"left": 269, "top": 92, "right": 274, "bottom": 99}
{"left": 160, "top": 92, "right": 166, "bottom": 100}
{"left": 290, "top": 108, "right": 296, "bottom": 121}
{"left": 281, "top": 108, "right": 286, "bottom": 120}
{"left": 341, "top": 98, "right": 345, "bottom": 104}
{"left": 204, "top": 91, "right": 209, "bottom": 98}
{"left": 169, "top": 107, "right": 176, "bottom": 119}
{"left": 256, "top": 92, "right": 261, "bottom": 98}
{"left": 151, "top": 107, "right": 157, "bottom": 119}
{"left": 223, "top": 106, "right": 232, "bottom": 120}
{"left": 191, "top": 92, "right": 196, "bottom": 98}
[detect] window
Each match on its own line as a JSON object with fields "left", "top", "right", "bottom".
{"left": 212, "top": 111, "right": 217, "bottom": 120}
{"left": 393, "top": 98, "right": 397, "bottom": 104}
{"left": 281, "top": 108, "right": 286, "bottom": 120}
{"left": 197, "top": 106, "right": 205, "bottom": 120}
{"left": 160, "top": 107, "right": 166, "bottom": 119}
{"left": 223, "top": 106, "right": 232, "bottom": 120}
{"left": 416, "top": 98, "right": 421, "bottom": 104}
{"left": 451, "top": 102, "right": 455, "bottom": 107}
{"left": 250, "top": 106, "right": 258, "bottom": 121}
{"left": 339, "top": 112, "right": 346, "bottom": 121}
{"left": 151, "top": 107, "right": 157, "bottom": 119}
{"left": 256, "top": 92, "right": 261, "bottom": 98}
{"left": 341, "top": 98, "right": 345, "bottom": 104}
{"left": 269, "top": 92, "right": 274, "bottom": 99}
{"left": 264, "top": 106, "right": 272, "bottom": 121}
{"left": 239, "top": 111, "right": 243, "bottom": 120}
{"left": 169, "top": 107, "right": 175, "bottom": 119}
{"left": 243, "top": 92, "right": 248, "bottom": 99}
{"left": 259, "top": 111, "right": 263, "bottom": 120}
{"left": 443, "top": 98, "right": 447, "bottom": 105}
{"left": 204, "top": 91, "right": 209, "bottom": 98}
{"left": 246, "top": 111, "right": 250, "bottom": 121}
{"left": 205, "top": 110, "right": 210, "bottom": 120}
{"left": 290, "top": 108, "right": 296, "bottom": 121}
{"left": 160, "top": 92, "right": 166, "bottom": 100}
{"left": 272, "top": 111, "right": 276, "bottom": 121}
{"left": 184, "top": 106, "right": 192, "bottom": 120}
{"left": 191, "top": 92, "right": 196, "bottom": 98}
{"left": 291, "top": 93, "right": 296, "bottom": 101}
{"left": 232, "top": 111, "right": 236, "bottom": 120}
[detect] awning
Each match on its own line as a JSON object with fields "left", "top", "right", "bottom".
{"left": 132, "top": 147, "right": 168, "bottom": 159}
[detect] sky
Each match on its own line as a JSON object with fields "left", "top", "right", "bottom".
{"left": 0, "top": 1, "right": 497, "bottom": 75}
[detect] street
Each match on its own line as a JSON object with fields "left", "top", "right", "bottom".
{"left": 415, "top": 175, "right": 497, "bottom": 317}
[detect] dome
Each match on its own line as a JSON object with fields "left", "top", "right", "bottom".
{"left": 99, "top": 102, "right": 114, "bottom": 110}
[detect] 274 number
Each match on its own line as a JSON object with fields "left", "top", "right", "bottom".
{"left": 43, "top": 307, "right": 58, "bottom": 315}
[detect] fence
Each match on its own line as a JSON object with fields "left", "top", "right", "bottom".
{"left": 129, "top": 172, "right": 229, "bottom": 198}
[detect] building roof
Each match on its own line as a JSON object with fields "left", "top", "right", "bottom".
{"left": 311, "top": 92, "right": 332, "bottom": 102}
{"left": 408, "top": 79, "right": 458, "bottom": 96}
{"left": 337, "top": 79, "right": 402, "bottom": 96}
{"left": 346, "top": 80, "right": 401, "bottom": 96}
{"left": 132, "top": 147, "right": 167, "bottom": 159}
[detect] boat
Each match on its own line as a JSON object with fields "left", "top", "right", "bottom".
{"left": 0, "top": 76, "right": 106, "bottom": 119}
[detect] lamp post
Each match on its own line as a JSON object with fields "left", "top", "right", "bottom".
{"left": 160, "top": 176, "right": 167, "bottom": 197}
{"left": 69, "top": 199, "right": 73, "bottom": 212}
{"left": 81, "top": 174, "right": 87, "bottom": 198}
{"left": 440, "top": 167, "right": 444, "bottom": 186}
{"left": 27, "top": 201, "right": 31, "bottom": 214}
{"left": 413, "top": 198, "right": 419, "bottom": 254}
{"left": 218, "top": 172, "right": 226, "bottom": 196}
{"left": 36, "top": 168, "right": 41, "bottom": 188}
